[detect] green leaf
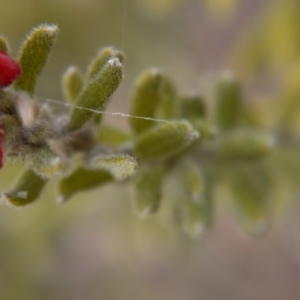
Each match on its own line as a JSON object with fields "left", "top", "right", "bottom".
{"left": 228, "top": 166, "right": 271, "bottom": 237}
{"left": 89, "top": 154, "right": 138, "bottom": 181}
{"left": 182, "top": 159, "right": 204, "bottom": 202}
{"left": 29, "top": 146, "right": 69, "bottom": 178}
{"left": 214, "top": 72, "right": 242, "bottom": 130}
{"left": 133, "top": 166, "right": 165, "bottom": 217}
{"left": 86, "top": 46, "right": 124, "bottom": 80}
{"left": 62, "top": 66, "right": 84, "bottom": 103}
{"left": 57, "top": 167, "right": 113, "bottom": 203}
{"left": 133, "top": 120, "right": 199, "bottom": 159}
{"left": 192, "top": 119, "right": 217, "bottom": 140}
{"left": 155, "top": 75, "right": 178, "bottom": 120}
{"left": 1, "top": 169, "right": 47, "bottom": 206}
{"left": 129, "top": 69, "right": 166, "bottom": 134}
{"left": 180, "top": 92, "right": 206, "bottom": 120}
{"left": 215, "top": 129, "right": 274, "bottom": 161}
{"left": 178, "top": 92, "right": 215, "bottom": 139}
{"left": 97, "top": 125, "right": 131, "bottom": 146}
{"left": 129, "top": 69, "right": 177, "bottom": 134}
{"left": 69, "top": 57, "right": 123, "bottom": 130}
{"left": 180, "top": 201, "right": 210, "bottom": 239}
{"left": 177, "top": 160, "right": 213, "bottom": 238}
{"left": 14, "top": 24, "right": 59, "bottom": 95}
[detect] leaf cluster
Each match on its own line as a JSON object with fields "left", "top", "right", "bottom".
{"left": 0, "top": 24, "right": 298, "bottom": 238}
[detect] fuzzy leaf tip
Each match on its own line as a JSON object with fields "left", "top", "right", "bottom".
{"left": 69, "top": 57, "right": 123, "bottom": 130}
{"left": 1, "top": 169, "right": 47, "bottom": 206}
{"left": 62, "top": 66, "right": 84, "bottom": 103}
{"left": 133, "top": 120, "right": 200, "bottom": 159}
{"left": 89, "top": 154, "right": 138, "bottom": 181}
{"left": 14, "top": 24, "right": 59, "bottom": 95}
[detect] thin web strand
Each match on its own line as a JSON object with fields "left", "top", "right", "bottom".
{"left": 121, "top": 0, "right": 128, "bottom": 50}
{"left": 42, "top": 1, "right": 170, "bottom": 125}
{"left": 43, "top": 98, "right": 172, "bottom": 124}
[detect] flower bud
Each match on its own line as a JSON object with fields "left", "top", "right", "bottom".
{"left": 0, "top": 50, "right": 21, "bottom": 88}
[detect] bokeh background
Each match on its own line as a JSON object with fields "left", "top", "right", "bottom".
{"left": 1, "top": 0, "right": 300, "bottom": 299}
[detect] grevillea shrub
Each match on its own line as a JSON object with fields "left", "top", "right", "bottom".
{"left": 0, "top": 24, "right": 297, "bottom": 238}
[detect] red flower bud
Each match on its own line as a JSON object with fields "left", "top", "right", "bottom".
{"left": 0, "top": 50, "right": 21, "bottom": 88}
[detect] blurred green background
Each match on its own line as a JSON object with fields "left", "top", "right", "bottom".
{"left": 1, "top": 0, "right": 300, "bottom": 299}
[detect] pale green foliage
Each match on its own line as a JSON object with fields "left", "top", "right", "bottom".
{"left": 130, "top": 69, "right": 166, "bottom": 134}
{"left": 69, "top": 57, "right": 123, "bottom": 130}
{"left": 62, "top": 66, "right": 84, "bottom": 103}
{"left": 214, "top": 72, "right": 242, "bottom": 131}
{"left": 182, "top": 159, "right": 204, "bottom": 203}
{"left": 86, "top": 46, "right": 125, "bottom": 80}
{"left": 133, "top": 120, "right": 199, "bottom": 159}
{"left": 1, "top": 169, "right": 47, "bottom": 206}
{"left": 89, "top": 154, "right": 138, "bottom": 181}
{"left": 179, "top": 92, "right": 215, "bottom": 139}
{"left": 29, "top": 146, "right": 69, "bottom": 179}
{"left": 133, "top": 166, "right": 165, "bottom": 217}
{"left": 175, "top": 160, "right": 212, "bottom": 238}
{"left": 14, "top": 24, "right": 59, "bottom": 95}
{"left": 0, "top": 25, "right": 133, "bottom": 207}
{"left": 180, "top": 92, "right": 206, "bottom": 121}
{"left": 0, "top": 22, "right": 298, "bottom": 239}
{"left": 215, "top": 130, "right": 274, "bottom": 161}
{"left": 227, "top": 165, "right": 271, "bottom": 237}
{"left": 232, "top": 0, "right": 300, "bottom": 75}
{"left": 97, "top": 125, "right": 131, "bottom": 146}
{"left": 58, "top": 167, "right": 113, "bottom": 203}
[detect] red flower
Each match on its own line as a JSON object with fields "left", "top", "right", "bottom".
{"left": 0, "top": 50, "right": 20, "bottom": 168}
{"left": 0, "top": 50, "right": 21, "bottom": 88}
